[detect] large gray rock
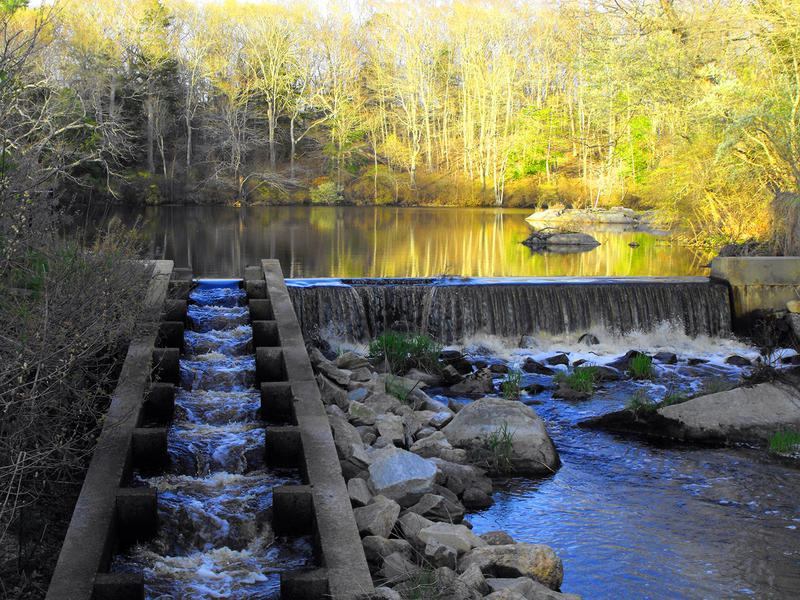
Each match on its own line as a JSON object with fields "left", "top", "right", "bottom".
{"left": 376, "top": 414, "right": 406, "bottom": 446}
{"left": 348, "top": 477, "right": 373, "bottom": 508}
{"left": 450, "top": 368, "right": 495, "bottom": 396}
{"left": 381, "top": 551, "right": 420, "bottom": 582}
{"left": 353, "top": 495, "right": 401, "bottom": 538}
{"left": 318, "top": 373, "right": 350, "bottom": 409}
{"left": 396, "top": 511, "right": 435, "bottom": 545}
{"left": 348, "top": 401, "right": 378, "bottom": 426}
{"left": 362, "top": 535, "right": 414, "bottom": 564}
{"left": 486, "top": 577, "right": 583, "bottom": 600}
{"left": 418, "top": 522, "right": 487, "bottom": 554}
{"left": 368, "top": 447, "right": 437, "bottom": 506}
{"left": 459, "top": 563, "right": 491, "bottom": 595}
{"left": 657, "top": 382, "right": 800, "bottom": 442}
{"left": 333, "top": 351, "right": 371, "bottom": 371}
{"left": 458, "top": 543, "right": 563, "bottom": 590}
{"left": 410, "top": 431, "right": 468, "bottom": 463}
{"left": 441, "top": 398, "right": 560, "bottom": 475}
{"left": 408, "top": 493, "right": 465, "bottom": 523}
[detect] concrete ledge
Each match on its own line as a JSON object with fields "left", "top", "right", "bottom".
{"left": 93, "top": 573, "right": 144, "bottom": 600}
{"left": 260, "top": 382, "right": 295, "bottom": 423}
{"left": 711, "top": 257, "right": 800, "bottom": 322}
{"left": 273, "top": 485, "right": 314, "bottom": 535}
{"left": 45, "top": 261, "right": 175, "bottom": 600}
{"left": 280, "top": 568, "right": 330, "bottom": 600}
{"left": 261, "top": 259, "right": 374, "bottom": 599}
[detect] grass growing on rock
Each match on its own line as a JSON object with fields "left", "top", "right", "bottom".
{"left": 768, "top": 430, "right": 800, "bottom": 455}
{"left": 554, "top": 365, "right": 599, "bottom": 393}
{"left": 483, "top": 421, "right": 515, "bottom": 472}
{"left": 368, "top": 330, "right": 441, "bottom": 374}
{"left": 628, "top": 353, "right": 654, "bottom": 379}
{"left": 501, "top": 368, "right": 523, "bottom": 399}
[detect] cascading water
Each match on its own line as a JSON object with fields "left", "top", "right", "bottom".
{"left": 113, "top": 281, "right": 311, "bottom": 599}
{"left": 287, "top": 277, "right": 732, "bottom": 343}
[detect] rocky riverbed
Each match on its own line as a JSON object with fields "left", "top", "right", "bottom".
{"left": 311, "top": 325, "right": 800, "bottom": 599}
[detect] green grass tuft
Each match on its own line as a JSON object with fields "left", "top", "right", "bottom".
{"left": 768, "top": 430, "right": 800, "bottom": 455}
{"left": 367, "top": 330, "right": 441, "bottom": 374}
{"left": 628, "top": 353, "right": 654, "bottom": 379}
{"left": 483, "top": 421, "right": 515, "bottom": 472}
{"left": 554, "top": 365, "right": 599, "bottom": 393}
{"left": 501, "top": 368, "right": 523, "bottom": 400}
{"left": 627, "top": 387, "right": 655, "bottom": 412}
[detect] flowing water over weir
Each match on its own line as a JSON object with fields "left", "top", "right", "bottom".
{"left": 113, "top": 281, "right": 312, "bottom": 599}
{"left": 287, "top": 277, "right": 731, "bottom": 343}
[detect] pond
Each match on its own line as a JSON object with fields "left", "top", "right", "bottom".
{"left": 77, "top": 204, "right": 707, "bottom": 278}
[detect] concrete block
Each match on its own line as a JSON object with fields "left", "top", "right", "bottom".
{"left": 155, "top": 321, "right": 184, "bottom": 349}
{"left": 265, "top": 426, "right": 302, "bottom": 468}
{"left": 252, "top": 320, "right": 280, "bottom": 347}
{"left": 711, "top": 257, "right": 800, "bottom": 322}
{"left": 256, "top": 347, "right": 287, "bottom": 382}
{"left": 142, "top": 383, "right": 175, "bottom": 425}
{"left": 93, "top": 573, "right": 144, "bottom": 600}
{"left": 260, "top": 382, "right": 295, "bottom": 423}
{"left": 244, "top": 265, "right": 263, "bottom": 280}
{"left": 280, "top": 568, "right": 330, "bottom": 600}
{"left": 273, "top": 485, "right": 314, "bottom": 535}
{"left": 168, "top": 268, "right": 193, "bottom": 299}
{"left": 115, "top": 488, "right": 157, "bottom": 545}
{"left": 162, "top": 299, "right": 188, "bottom": 322}
{"left": 151, "top": 348, "right": 180, "bottom": 384}
{"left": 249, "top": 298, "right": 274, "bottom": 321}
{"left": 245, "top": 279, "right": 267, "bottom": 299}
{"left": 132, "top": 428, "right": 169, "bottom": 475}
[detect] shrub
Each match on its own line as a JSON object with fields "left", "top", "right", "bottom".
{"left": 501, "top": 369, "right": 523, "bottom": 400}
{"left": 310, "top": 181, "right": 342, "bottom": 205}
{"left": 768, "top": 430, "right": 800, "bottom": 455}
{"left": 368, "top": 330, "right": 441, "bottom": 374}
{"left": 628, "top": 353, "right": 654, "bottom": 379}
{"left": 554, "top": 365, "right": 599, "bottom": 393}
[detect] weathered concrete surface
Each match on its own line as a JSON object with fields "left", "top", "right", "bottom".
{"left": 46, "top": 261, "right": 174, "bottom": 600}
{"left": 711, "top": 257, "right": 800, "bottom": 322}
{"left": 261, "top": 259, "right": 374, "bottom": 599}
{"left": 658, "top": 382, "right": 800, "bottom": 442}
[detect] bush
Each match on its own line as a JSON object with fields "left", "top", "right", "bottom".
{"left": 554, "top": 365, "right": 599, "bottom": 393}
{"left": 367, "top": 330, "right": 441, "bottom": 374}
{"left": 309, "top": 181, "right": 343, "bottom": 205}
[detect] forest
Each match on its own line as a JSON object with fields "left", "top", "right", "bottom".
{"left": 0, "top": 0, "right": 798, "bottom": 247}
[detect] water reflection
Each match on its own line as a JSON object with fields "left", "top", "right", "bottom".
{"left": 78, "top": 204, "right": 708, "bottom": 278}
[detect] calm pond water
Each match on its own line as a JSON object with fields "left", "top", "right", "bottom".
{"left": 78, "top": 204, "right": 707, "bottom": 278}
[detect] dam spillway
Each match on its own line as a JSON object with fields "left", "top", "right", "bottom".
{"left": 286, "top": 277, "right": 732, "bottom": 344}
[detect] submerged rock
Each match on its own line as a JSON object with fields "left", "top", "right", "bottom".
{"left": 441, "top": 397, "right": 560, "bottom": 475}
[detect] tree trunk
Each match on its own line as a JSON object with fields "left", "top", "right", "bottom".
{"left": 146, "top": 96, "right": 155, "bottom": 175}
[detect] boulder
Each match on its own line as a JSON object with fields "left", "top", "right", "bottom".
{"left": 381, "top": 551, "right": 419, "bottom": 583}
{"left": 521, "top": 358, "right": 555, "bottom": 375}
{"left": 418, "top": 522, "right": 487, "bottom": 554}
{"left": 396, "top": 512, "right": 435, "bottom": 545}
{"left": 349, "top": 401, "right": 378, "bottom": 426}
{"left": 577, "top": 333, "right": 599, "bottom": 346}
{"left": 407, "top": 493, "right": 465, "bottom": 523}
{"left": 524, "top": 383, "right": 547, "bottom": 395}
{"left": 327, "top": 408, "right": 367, "bottom": 461}
{"left": 333, "top": 351, "right": 371, "bottom": 371}
{"left": 552, "top": 382, "right": 590, "bottom": 401}
{"left": 607, "top": 350, "right": 648, "bottom": 372}
{"left": 348, "top": 477, "right": 373, "bottom": 508}
{"left": 490, "top": 362, "right": 510, "bottom": 374}
{"left": 450, "top": 368, "right": 495, "bottom": 395}
{"left": 424, "top": 539, "right": 458, "bottom": 569}
{"left": 354, "top": 496, "right": 401, "bottom": 538}
{"left": 441, "top": 350, "right": 473, "bottom": 375}
{"left": 459, "top": 563, "right": 491, "bottom": 595}
{"left": 317, "top": 360, "right": 352, "bottom": 387}
{"left": 545, "top": 353, "right": 569, "bottom": 366}
{"left": 484, "top": 591, "right": 527, "bottom": 600}
{"left": 486, "top": 577, "right": 582, "bottom": 600}
{"left": 362, "top": 535, "right": 414, "bottom": 564}
{"left": 349, "top": 387, "right": 371, "bottom": 403}
{"left": 458, "top": 543, "right": 563, "bottom": 590}
{"left": 318, "top": 373, "right": 350, "bottom": 409}
{"left": 410, "top": 431, "right": 468, "bottom": 463}
{"left": 371, "top": 587, "right": 402, "bottom": 600}
{"left": 432, "top": 458, "right": 493, "bottom": 499}
{"left": 653, "top": 351, "right": 678, "bottom": 364}
{"left": 368, "top": 447, "right": 437, "bottom": 506}
{"left": 725, "top": 355, "right": 752, "bottom": 367}
{"left": 480, "top": 531, "right": 515, "bottom": 546}
{"left": 350, "top": 367, "right": 374, "bottom": 382}
{"left": 441, "top": 398, "right": 560, "bottom": 475}
{"left": 462, "top": 488, "right": 494, "bottom": 509}
{"left": 657, "top": 382, "right": 800, "bottom": 442}
{"left": 406, "top": 368, "right": 443, "bottom": 386}
{"left": 441, "top": 364, "right": 463, "bottom": 385}
{"left": 376, "top": 414, "right": 406, "bottom": 446}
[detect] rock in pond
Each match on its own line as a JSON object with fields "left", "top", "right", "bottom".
{"left": 450, "top": 368, "right": 496, "bottom": 396}
{"left": 442, "top": 397, "right": 560, "bottom": 475}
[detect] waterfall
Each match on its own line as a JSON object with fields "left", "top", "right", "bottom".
{"left": 287, "top": 277, "right": 731, "bottom": 344}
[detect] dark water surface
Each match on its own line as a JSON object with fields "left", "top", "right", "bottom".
{"left": 79, "top": 204, "right": 706, "bottom": 278}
